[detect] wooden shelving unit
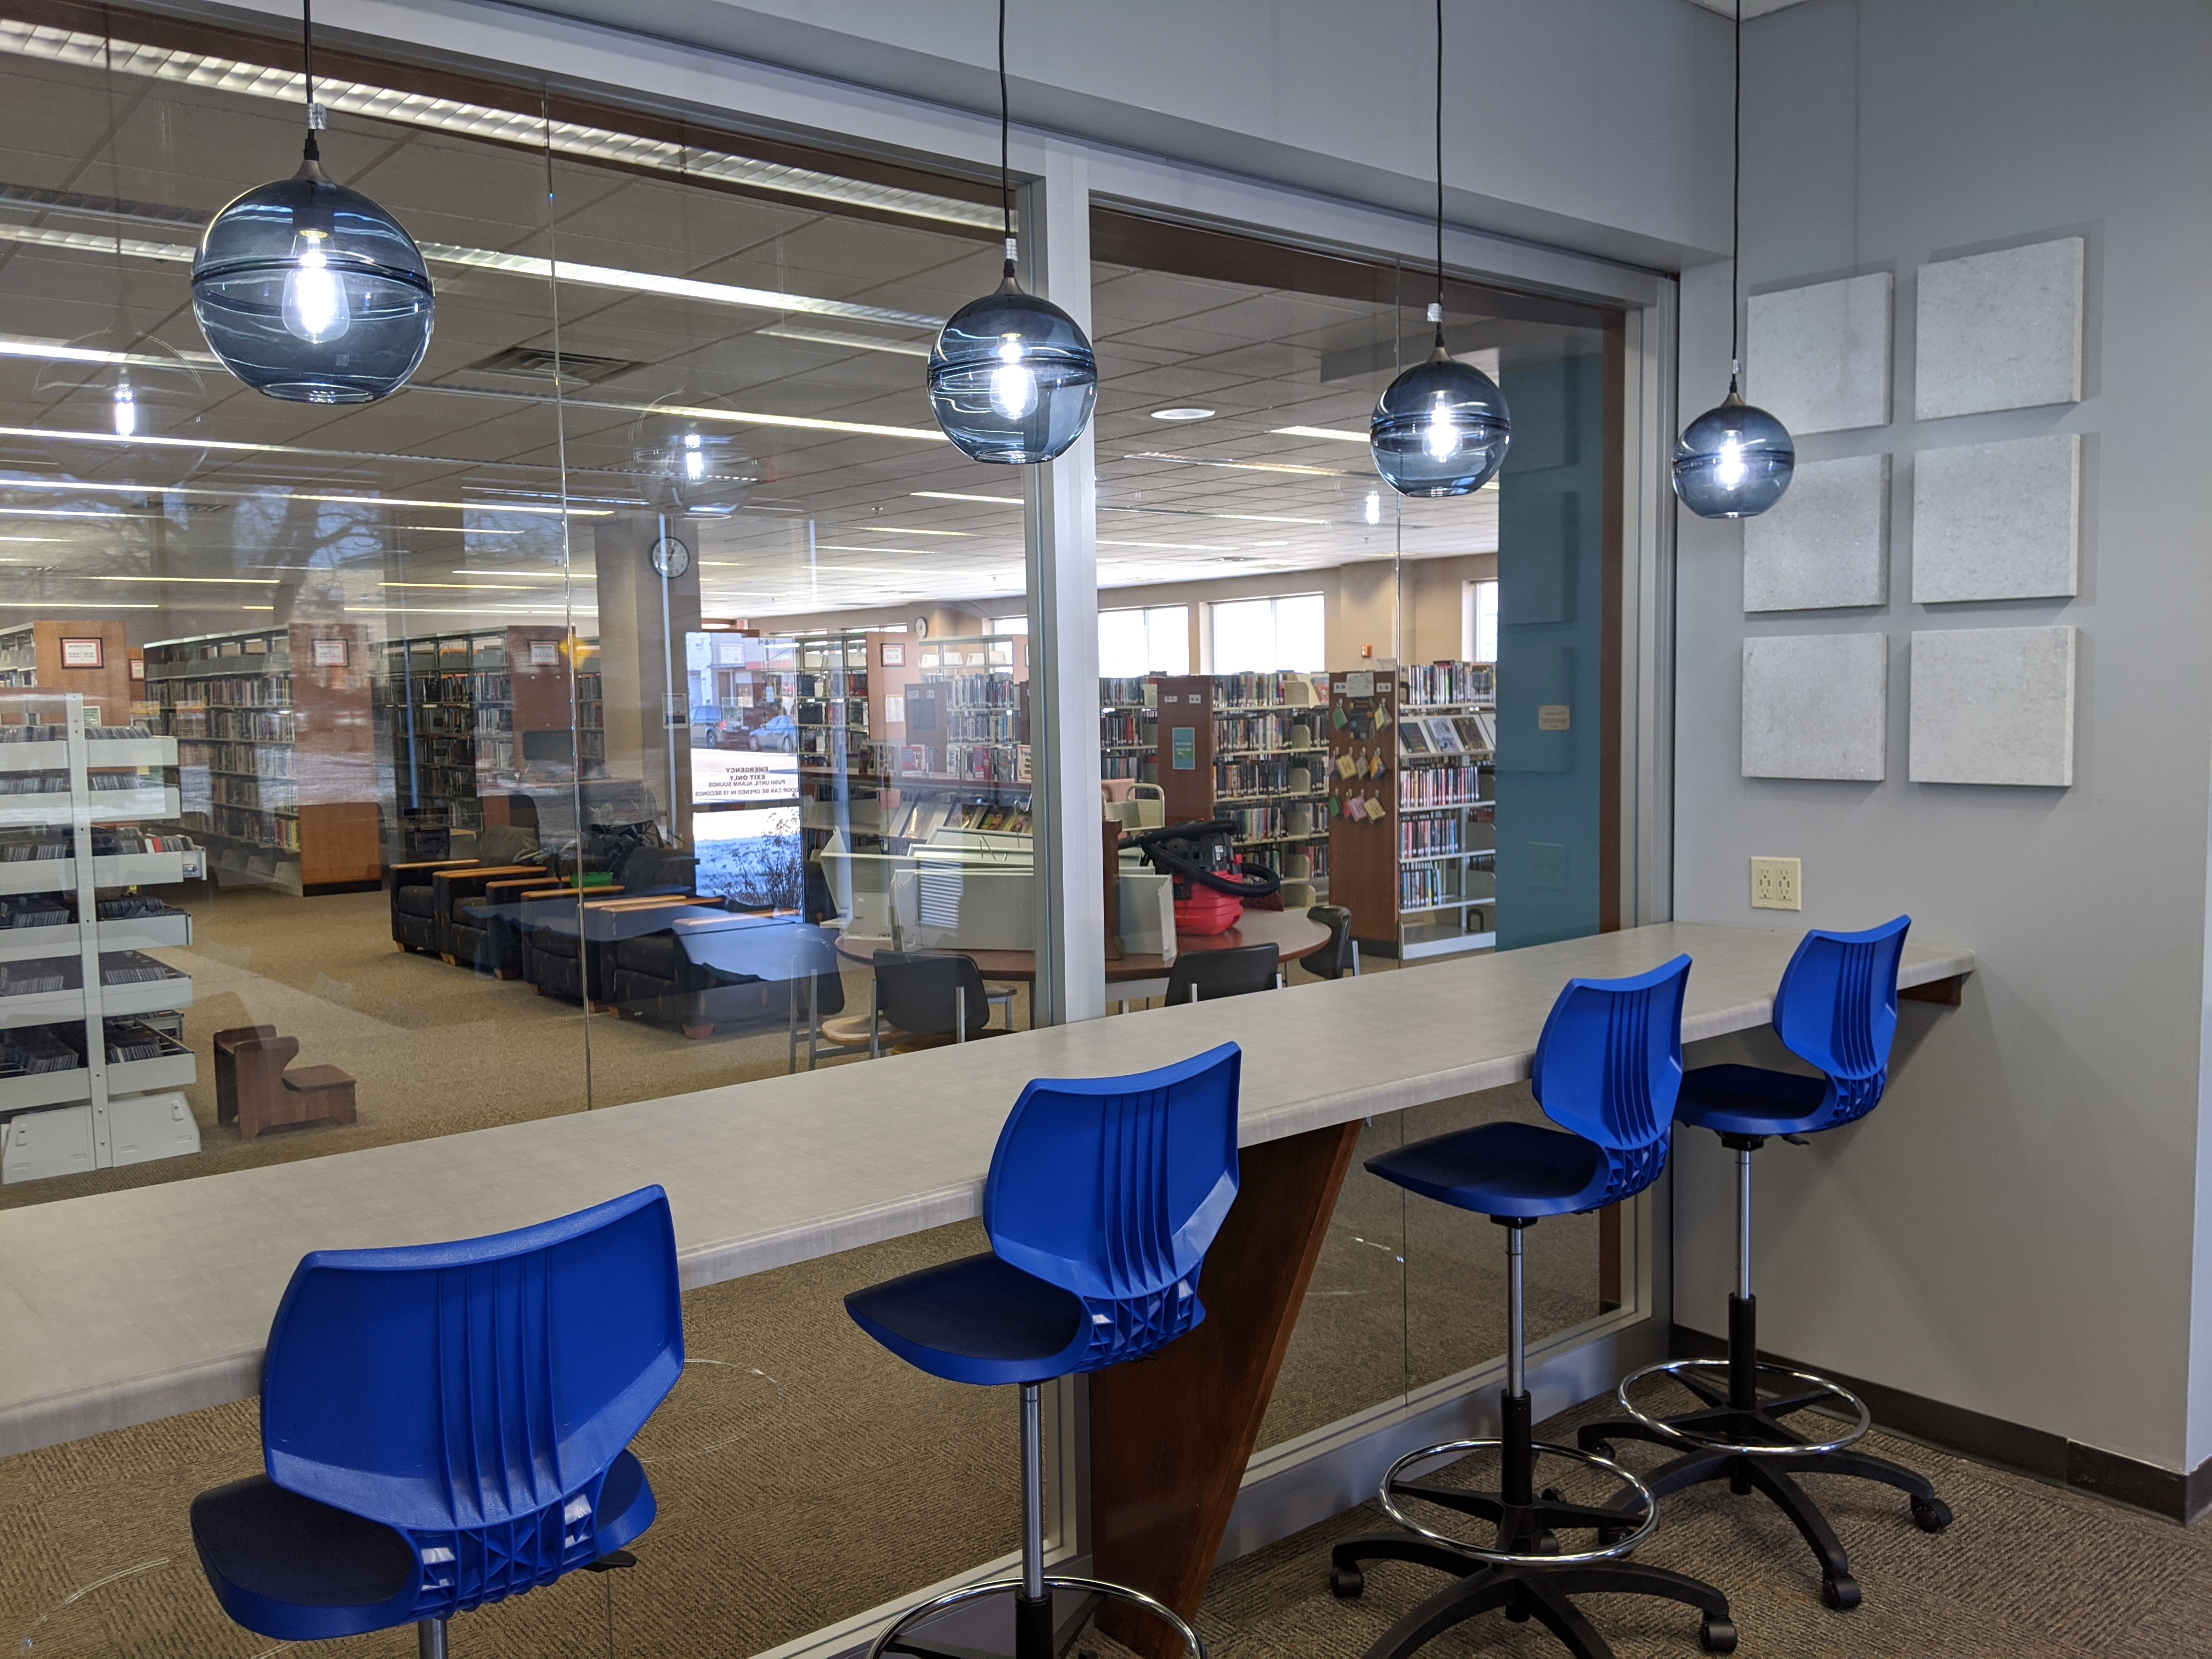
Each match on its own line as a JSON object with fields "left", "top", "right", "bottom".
{"left": 0, "top": 693, "right": 203, "bottom": 1183}
{"left": 1099, "top": 676, "right": 1156, "bottom": 782}
{"left": 0, "top": 620, "right": 133, "bottom": 720}
{"left": 145, "top": 623, "right": 377, "bottom": 894}
{"left": 1155, "top": 672, "right": 1330, "bottom": 905}
{"left": 1327, "top": 660, "right": 1497, "bottom": 960}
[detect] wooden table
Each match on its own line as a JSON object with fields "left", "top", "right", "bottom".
{"left": 833, "top": 906, "right": 1333, "bottom": 985}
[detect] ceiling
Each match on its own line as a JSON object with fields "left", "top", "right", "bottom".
{"left": 0, "top": 15, "right": 1596, "bottom": 646}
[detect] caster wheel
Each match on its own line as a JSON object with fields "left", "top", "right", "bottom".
{"left": 1699, "top": 1616, "right": 1738, "bottom": 1655}
{"left": 1596, "top": 1526, "right": 1627, "bottom": 1548}
{"left": 1588, "top": 1440, "right": 1617, "bottom": 1461}
{"left": 1534, "top": 1530, "right": 1560, "bottom": 1556}
{"left": 1821, "top": 1574, "right": 1861, "bottom": 1611}
{"left": 1506, "top": 1606, "right": 1530, "bottom": 1623}
{"left": 1329, "top": 1565, "right": 1364, "bottom": 1600}
{"left": 1541, "top": 1485, "right": 1567, "bottom": 1503}
{"left": 1911, "top": 1497, "right": 1953, "bottom": 1533}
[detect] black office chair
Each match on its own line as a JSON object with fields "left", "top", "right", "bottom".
{"left": 869, "top": 950, "right": 1014, "bottom": 1056}
{"left": 1164, "top": 941, "right": 1280, "bottom": 1004}
{"left": 1305, "top": 905, "right": 1358, "bottom": 980}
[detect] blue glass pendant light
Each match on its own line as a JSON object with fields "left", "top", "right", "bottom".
{"left": 925, "top": 0, "right": 1097, "bottom": 464}
{"left": 1370, "top": 0, "right": 1509, "bottom": 498}
{"left": 1673, "top": 0, "right": 1794, "bottom": 519}
{"left": 191, "top": 1, "right": 433, "bottom": 404}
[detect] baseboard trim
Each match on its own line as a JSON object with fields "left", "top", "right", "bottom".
{"left": 1670, "top": 1324, "right": 2212, "bottom": 1525}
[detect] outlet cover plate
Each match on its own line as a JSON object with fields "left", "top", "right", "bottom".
{"left": 1751, "top": 856, "right": 1802, "bottom": 911}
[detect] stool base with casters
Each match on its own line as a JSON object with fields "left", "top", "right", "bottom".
{"left": 1329, "top": 1221, "right": 1738, "bottom": 1659}
{"left": 1576, "top": 1135, "right": 1952, "bottom": 1609}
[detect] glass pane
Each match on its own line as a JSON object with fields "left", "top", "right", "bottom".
{"left": 0, "top": 14, "right": 584, "bottom": 1215}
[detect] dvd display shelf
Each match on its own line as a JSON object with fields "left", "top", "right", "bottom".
{"left": 145, "top": 623, "right": 378, "bottom": 894}
{"left": 0, "top": 693, "right": 204, "bottom": 1183}
{"left": 1327, "top": 661, "right": 1498, "bottom": 962}
{"left": 1154, "top": 673, "right": 1331, "bottom": 906}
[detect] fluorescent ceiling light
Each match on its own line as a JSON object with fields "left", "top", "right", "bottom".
{"left": 1150, "top": 408, "right": 1216, "bottom": 421}
{"left": 1099, "top": 505, "right": 1328, "bottom": 527}
{"left": 1, "top": 20, "right": 997, "bottom": 232}
{"left": 1099, "top": 538, "right": 1239, "bottom": 554}
{"left": 760, "top": 324, "right": 935, "bottom": 357}
{"left": 912, "top": 491, "right": 1023, "bottom": 505}
{"left": 0, "top": 505, "right": 166, "bottom": 520}
{"left": 1126, "top": 451, "right": 1348, "bottom": 478}
{"left": 863, "top": 526, "right": 971, "bottom": 537}
{"left": 0, "top": 461, "right": 608, "bottom": 517}
{"left": 450, "top": 569, "right": 594, "bottom": 579}
{"left": 88, "top": 574, "right": 280, "bottom": 584}
{"left": 0, "top": 217, "right": 943, "bottom": 332}
{"left": 1272, "top": 425, "right": 1369, "bottom": 443}
{"left": 381, "top": 582, "right": 537, "bottom": 590}
{"left": 0, "top": 600, "right": 158, "bottom": 608}
{"left": 0, "top": 334, "right": 217, "bottom": 369}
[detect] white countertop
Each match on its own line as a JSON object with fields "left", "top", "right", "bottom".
{"left": 0, "top": 922, "right": 1972, "bottom": 1459}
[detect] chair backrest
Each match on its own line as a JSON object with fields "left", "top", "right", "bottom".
{"left": 1165, "top": 941, "right": 1279, "bottom": 1003}
{"left": 1771, "top": 915, "right": 1910, "bottom": 1126}
{"left": 875, "top": 950, "right": 989, "bottom": 1037}
{"left": 1530, "top": 955, "right": 1692, "bottom": 1199}
{"left": 984, "top": 1043, "right": 1241, "bottom": 1308}
{"left": 1306, "top": 906, "right": 1353, "bottom": 980}
{"left": 259, "top": 1186, "right": 683, "bottom": 1557}
{"left": 477, "top": 824, "right": 540, "bottom": 867}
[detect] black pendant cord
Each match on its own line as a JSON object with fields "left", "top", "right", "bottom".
{"left": 301, "top": 0, "right": 321, "bottom": 165}
{"left": 1729, "top": 0, "right": 1741, "bottom": 387}
{"left": 998, "top": 0, "right": 1014, "bottom": 276}
{"left": 1433, "top": 0, "right": 1445, "bottom": 345}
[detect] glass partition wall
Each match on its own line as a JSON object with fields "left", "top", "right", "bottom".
{"left": 0, "top": 8, "right": 1651, "bottom": 1658}
{"left": 1084, "top": 211, "right": 1631, "bottom": 1462}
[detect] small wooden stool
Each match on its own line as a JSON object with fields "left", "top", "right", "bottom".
{"left": 228, "top": 1032, "right": 357, "bottom": 1141}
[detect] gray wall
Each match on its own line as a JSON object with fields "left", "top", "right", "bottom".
{"left": 492, "top": 0, "right": 1731, "bottom": 269}
{"left": 1669, "top": 0, "right": 2212, "bottom": 1475}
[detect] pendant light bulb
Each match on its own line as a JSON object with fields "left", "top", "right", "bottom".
{"left": 111, "top": 374, "right": 138, "bottom": 438}
{"left": 924, "top": 4, "right": 1097, "bottom": 464}
{"left": 191, "top": 1, "right": 432, "bottom": 403}
{"left": 1369, "top": 8, "right": 1510, "bottom": 498}
{"left": 1673, "top": 0, "right": 1793, "bottom": 520}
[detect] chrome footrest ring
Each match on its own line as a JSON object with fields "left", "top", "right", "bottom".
{"left": 1376, "top": 1438, "right": 1658, "bottom": 1566}
{"left": 867, "top": 1573, "right": 1203, "bottom": 1659}
{"left": 1615, "top": 1358, "right": 1871, "bottom": 1457}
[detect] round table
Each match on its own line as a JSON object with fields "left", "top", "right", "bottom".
{"left": 833, "top": 907, "right": 1333, "bottom": 984}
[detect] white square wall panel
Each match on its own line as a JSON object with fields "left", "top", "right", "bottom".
{"left": 1915, "top": 236, "right": 2084, "bottom": 419}
{"left": 1746, "top": 272, "right": 1894, "bottom": 434}
{"left": 1741, "top": 633, "right": 1888, "bottom": 781}
{"left": 1743, "top": 453, "right": 1891, "bottom": 612}
{"left": 1912, "top": 433, "right": 2080, "bottom": 603}
{"left": 1909, "top": 626, "right": 2077, "bottom": 787}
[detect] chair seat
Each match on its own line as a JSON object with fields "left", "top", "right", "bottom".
{"left": 394, "top": 884, "right": 438, "bottom": 918}
{"left": 192, "top": 1449, "right": 657, "bottom": 1642}
{"left": 191, "top": 1473, "right": 419, "bottom": 1640}
{"left": 1364, "top": 1119, "right": 1612, "bottom": 1219}
{"left": 1676, "top": 1062, "right": 1833, "bottom": 1138}
{"left": 845, "top": 1250, "right": 1087, "bottom": 1387}
{"left": 283, "top": 1065, "right": 354, "bottom": 1094}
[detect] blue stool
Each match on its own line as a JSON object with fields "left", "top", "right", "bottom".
{"left": 1329, "top": 957, "right": 1739, "bottom": 1659}
{"left": 846, "top": 1045, "right": 1243, "bottom": 1659}
{"left": 1578, "top": 918, "right": 1951, "bottom": 1610}
{"left": 190, "top": 1187, "right": 685, "bottom": 1658}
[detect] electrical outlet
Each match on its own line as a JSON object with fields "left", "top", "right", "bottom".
{"left": 1750, "top": 856, "right": 1801, "bottom": 911}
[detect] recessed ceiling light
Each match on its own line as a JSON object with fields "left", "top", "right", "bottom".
{"left": 1150, "top": 408, "right": 1216, "bottom": 422}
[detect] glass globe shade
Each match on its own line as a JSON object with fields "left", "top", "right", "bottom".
{"left": 629, "top": 402, "right": 758, "bottom": 519}
{"left": 927, "top": 283, "right": 1097, "bottom": 464}
{"left": 191, "top": 161, "right": 434, "bottom": 404}
{"left": 1369, "top": 352, "right": 1511, "bottom": 498}
{"left": 1672, "top": 392, "right": 1795, "bottom": 519}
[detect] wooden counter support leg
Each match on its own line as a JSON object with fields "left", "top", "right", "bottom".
{"left": 1089, "top": 1119, "right": 1363, "bottom": 1656}
{"left": 1901, "top": 974, "right": 1965, "bottom": 1007}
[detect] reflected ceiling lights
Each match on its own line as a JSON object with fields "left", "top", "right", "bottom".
{"left": 190, "top": 2, "right": 434, "bottom": 403}
{"left": 1370, "top": 1, "right": 1509, "bottom": 498}
{"left": 1150, "top": 408, "right": 1215, "bottom": 421}
{"left": 1673, "top": 0, "right": 1793, "bottom": 519}
{"left": 925, "top": 0, "right": 1097, "bottom": 464}
{"left": 1273, "top": 425, "right": 1368, "bottom": 443}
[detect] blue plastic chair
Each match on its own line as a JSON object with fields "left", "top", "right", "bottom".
{"left": 1579, "top": 918, "right": 1950, "bottom": 1613}
{"left": 845, "top": 1044, "right": 1242, "bottom": 1659}
{"left": 1330, "top": 957, "right": 1740, "bottom": 1659}
{"left": 190, "top": 1187, "right": 684, "bottom": 1657}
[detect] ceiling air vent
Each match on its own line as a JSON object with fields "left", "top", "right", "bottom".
{"left": 460, "top": 346, "right": 647, "bottom": 385}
